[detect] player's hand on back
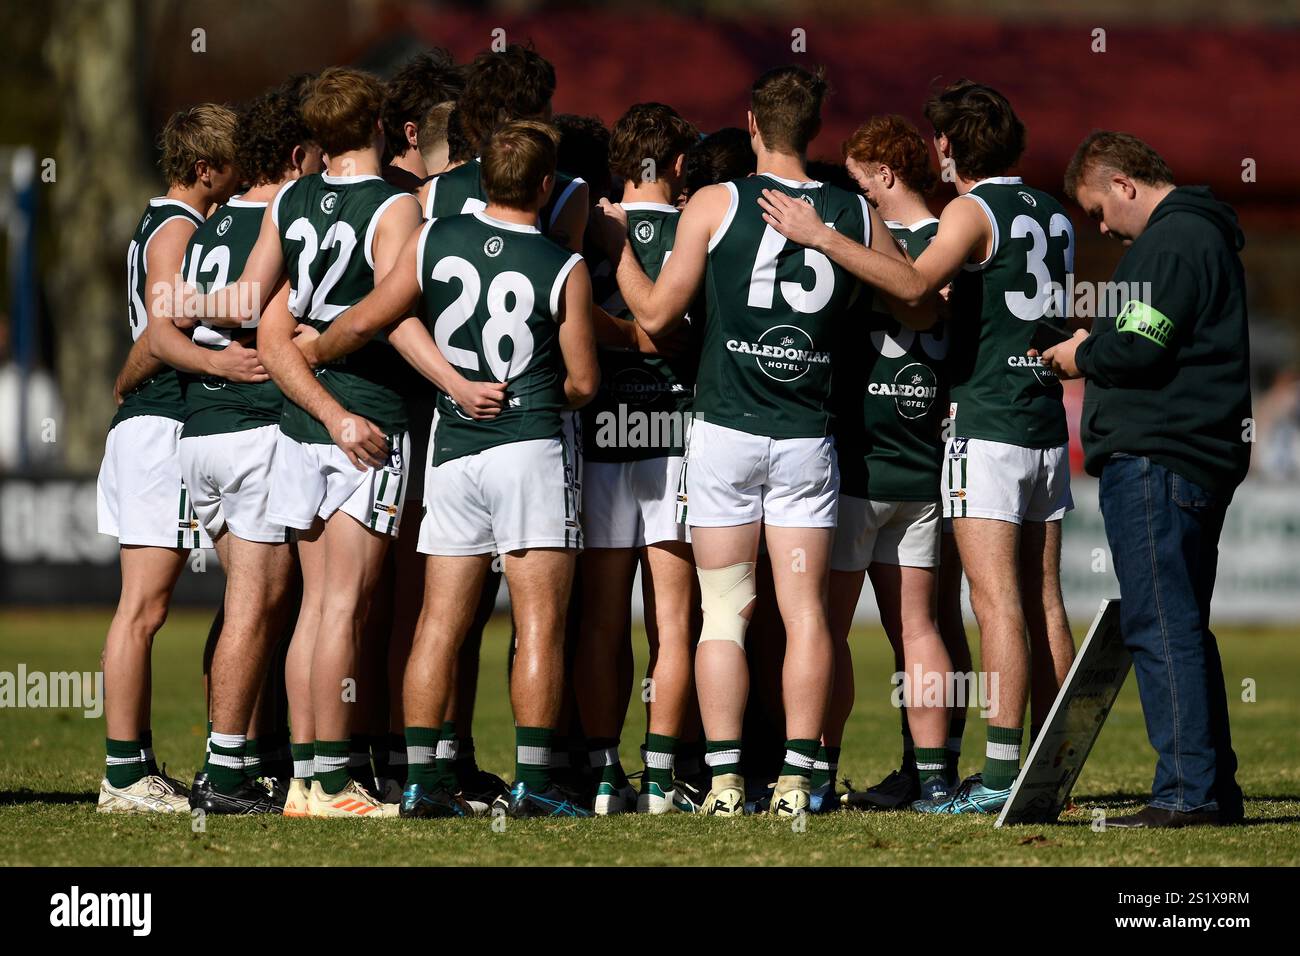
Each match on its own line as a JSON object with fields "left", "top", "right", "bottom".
{"left": 326, "top": 410, "right": 389, "bottom": 471}
{"left": 447, "top": 378, "right": 508, "bottom": 420}
{"left": 592, "top": 198, "right": 629, "bottom": 260}
{"left": 211, "top": 339, "right": 270, "bottom": 383}
{"left": 758, "top": 188, "right": 831, "bottom": 249}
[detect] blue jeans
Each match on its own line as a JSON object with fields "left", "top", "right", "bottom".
{"left": 1098, "top": 455, "right": 1242, "bottom": 818}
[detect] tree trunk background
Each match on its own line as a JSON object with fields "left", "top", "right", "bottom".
{"left": 44, "top": 0, "right": 153, "bottom": 469}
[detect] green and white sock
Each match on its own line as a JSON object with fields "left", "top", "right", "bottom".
{"left": 106, "top": 738, "right": 146, "bottom": 789}
{"left": 705, "top": 739, "right": 741, "bottom": 779}
{"left": 205, "top": 731, "right": 247, "bottom": 791}
{"left": 915, "top": 747, "right": 947, "bottom": 784}
{"left": 516, "top": 726, "right": 553, "bottom": 791}
{"left": 643, "top": 733, "right": 676, "bottom": 791}
{"left": 313, "top": 739, "right": 351, "bottom": 794}
{"left": 901, "top": 708, "right": 917, "bottom": 776}
{"left": 946, "top": 712, "right": 966, "bottom": 779}
{"left": 811, "top": 744, "right": 840, "bottom": 789}
{"left": 290, "top": 741, "right": 314, "bottom": 781}
{"left": 781, "top": 738, "right": 817, "bottom": 779}
{"left": 983, "top": 726, "right": 1022, "bottom": 791}
{"left": 138, "top": 729, "right": 160, "bottom": 777}
{"left": 243, "top": 738, "right": 263, "bottom": 780}
{"left": 405, "top": 726, "right": 443, "bottom": 791}
{"left": 435, "top": 722, "right": 460, "bottom": 790}
{"left": 588, "top": 737, "right": 627, "bottom": 789}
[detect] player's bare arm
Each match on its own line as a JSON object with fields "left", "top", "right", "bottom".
{"left": 549, "top": 180, "right": 590, "bottom": 253}
{"left": 185, "top": 188, "right": 289, "bottom": 328}
{"left": 297, "top": 226, "right": 506, "bottom": 420}
{"left": 258, "top": 279, "right": 388, "bottom": 470}
{"left": 556, "top": 258, "right": 599, "bottom": 408}
{"left": 371, "top": 193, "right": 423, "bottom": 283}
{"left": 145, "top": 217, "right": 269, "bottom": 382}
{"left": 607, "top": 183, "right": 724, "bottom": 336}
{"left": 113, "top": 329, "right": 164, "bottom": 405}
{"left": 758, "top": 187, "right": 988, "bottom": 316}
{"left": 388, "top": 317, "right": 506, "bottom": 419}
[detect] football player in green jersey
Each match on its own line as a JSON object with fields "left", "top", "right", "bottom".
{"left": 186, "top": 68, "right": 496, "bottom": 818}
{"left": 95, "top": 104, "right": 250, "bottom": 814}
{"left": 422, "top": 44, "right": 589, "bottom": 254}
{"left": 573, "top": 102, "right": 700, "bottom": 814}
{"left": 598, "top": 67, "right": 914, "bottom": 816}
{"left": 381, "top": 49, "right": 463, "bottom": 192}
{"left": 297, "top": 121, "right": 599, "bottom": 818}
{"left": 759, "top": 81, "right": 1077, "bottom": 814}
{"left": 366, "top": 49, "right": 466, "bottom": 802}
{"left": 177, "top": 86, "right": 323, "bottom": 815}
{"left": 418, "top": 45, "right": 595, "bottom": 807}
{"left": 824, "top": 116, "right": 963, "bottom": 813}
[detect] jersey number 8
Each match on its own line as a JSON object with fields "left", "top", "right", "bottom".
{"left": 431, "top": 256, "right": 536, "bottom": 382}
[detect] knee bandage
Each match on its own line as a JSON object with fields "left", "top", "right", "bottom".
{"left": 696, "top": 562, "right": 756, "bottom": 649}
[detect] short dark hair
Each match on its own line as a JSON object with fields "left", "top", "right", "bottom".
{"left": 381, "top": 49, "right": 463, "bottom": 160}
{"left": 843, "top": 114, "right": 937, "bottom": 195}
{"left": 445, "top": 107, "right": 472, "bottom": 164}
{"left": 235, "top": 84, "right": 313, "bottom": 187}
{"left": 684, "top": 127, "right": 755, "bottom": 196}
{"left": 750, "top": 65, "right": 828, "bottom": 154}
{"left": 481, "top": 120, "right": 559, "bottom": 210}
{"left": 608, "top": 102, "right": 698, "bottom": 185}
{"left": 457, "top": 43, "right": 556, "bottom": 156}
{"left": 1064, "top": 130, "right": 1175, "bottom": 201}
{"left": 302, "top": 67, "right": 384, "bottom": 156}
{"left": 923, "top": 80, "right": 1025, "bottom": 181}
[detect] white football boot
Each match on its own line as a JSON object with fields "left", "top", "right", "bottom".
{"left": 703, "top": 773, "right": 746, "bottom": 816}
{"left": 97, "top": 775, "right": 191, "bottom": 814}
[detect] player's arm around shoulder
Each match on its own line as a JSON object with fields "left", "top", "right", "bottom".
{"left": 611, "top": 183, "right": 722, "bottom": 336}
{"left": 189, "top": 190, "right": 288, "bottom": 329}
{"left": 301, "top": 223, "right": 424, "bottom": 369}
{"left": 556, "top": 256, "right": 599, "bottom": 408}
{"left": 911, "top": 196, "right": 992, "bottom": 301}
{"left": 551, "top": 180, "right": 589, "bottom": 253}
{"left": 145, "top": 218, "right": 267, "bottom": 382}
{"left": 865, "top": 202, "right": 938, "bottom": 330}
{"left": 259, "top": 280, "right": 387, "bottom": 470}
{"left": 758, "top": 186, "right": 931, "bottom": 315}
{"left": 371, "top": 192, "right": 423, "bottom": 283}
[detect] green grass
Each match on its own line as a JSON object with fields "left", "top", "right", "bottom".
{"left": 1, "top": 609, "right": 1297, "bottom": 866}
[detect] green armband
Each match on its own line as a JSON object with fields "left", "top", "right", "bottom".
{"left": 1115, "top": 300, "right": 1174, "bottom": 348}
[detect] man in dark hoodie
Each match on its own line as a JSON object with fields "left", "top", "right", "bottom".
{"left": 1041, "top": 131, "right": 1250, "bottom": 828}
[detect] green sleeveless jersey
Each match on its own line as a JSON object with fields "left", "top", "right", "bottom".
{"left": 836, "top": 218, "right": 948, "bottom": 501}
{"left": 424, "top": 158, "right": 585, "bottom": 242}
{"left": 113, "top": 197, "right": 206, "bottom": 429}
{"left": 695, "top": 174, "right": 870, "bottom": 439}
{"left": 417, "top": 211, "right": 582, "bottom": 465}
{"left": 179, "top": 197, "right": 284, "bottom": 438}
{"left": 946, "top": 177, "right": 1074, "bottom": 448}
{"left": 273, "top": 173, "right": 411, "bottom": 443}
{"left": 583, "top": 202, "right": 698, "bottom": 463}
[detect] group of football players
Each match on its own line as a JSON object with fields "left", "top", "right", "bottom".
{"left": 95, "top": 40, "right": 1079, "bottom": 821}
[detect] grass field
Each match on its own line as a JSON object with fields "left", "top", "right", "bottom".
{"left": 1, "top": 608, "right": 1297, "bottom": 866}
